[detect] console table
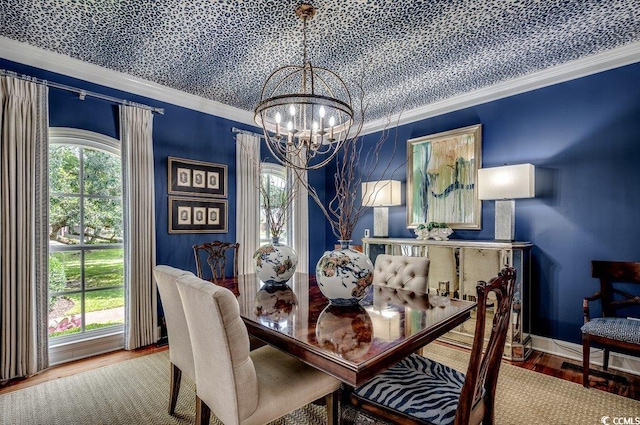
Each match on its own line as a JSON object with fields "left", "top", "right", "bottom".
{"left": 362, "top": 237, "right": 533, "bottom": 361}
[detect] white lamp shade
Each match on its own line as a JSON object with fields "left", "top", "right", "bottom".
{"left": 477, "top": 164, "right": 535, "bottom": 200}
{"left": 361, "top": 180, "right": 402, "bottom": 206}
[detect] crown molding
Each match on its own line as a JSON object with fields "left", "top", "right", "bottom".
{"left": 1, "top": 36, "right": 639, "bottom": 134}
{"left": 0, "top": 36, "right": 256, "bottom": 126}
{"left": 361, "top": 41, "right": 640, "bottom": 135}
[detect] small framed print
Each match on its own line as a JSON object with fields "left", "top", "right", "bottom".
{"left": 169, "top": 196, "right": 228, "bottom": 233}
{"left": 207, "top": 171, "right": 219, "bottom": 190}
{"left": 176, "top": 168, "right": 191, "bottom": 187}
{"left": 207, "top": 207, "right": 220, "bottom": 225}
{"left": 168, "top": 157, "right": 227, "bottom": 198}
{"left": 177, "top": 206, "right": 191, "bottom": 224}
{"left": 192, "top": 170, "right": 206, "bottom": 188}
{"left": 193, "top": 207, "right": 207, "bottom": 225}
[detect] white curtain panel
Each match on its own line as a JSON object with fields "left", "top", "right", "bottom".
{"left": 120, "top": 105, "right": 157, "bottom": 350}
{"left": 288, "top": 153, "right": 309, "bottom": 273}
{"left": 235, "top": 132, "right": 260, "bottom": 274}
{"left": 0, "top": 76, "right": 49, "bottom": 380}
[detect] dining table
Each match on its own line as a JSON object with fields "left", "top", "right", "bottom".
{"left": 216, "top": 272, "right": 476, "bottom": 388}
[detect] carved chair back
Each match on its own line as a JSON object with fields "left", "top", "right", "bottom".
{"left": 192, "top": 241, "right": 239, "bottom": 283}
{"left": 456, "top": 266, "right": 516, "bottom": 425}
{"left": 588, "top": 261, "right": 640, "bottom": 318}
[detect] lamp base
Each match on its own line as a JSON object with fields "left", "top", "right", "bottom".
{"left": 494, "top": 200, "right": 515, "bottom": 241}
{"left": 373, "top": 207, "right": 389, "bottom": 238}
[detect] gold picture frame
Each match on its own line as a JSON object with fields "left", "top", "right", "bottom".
{"left": 168, "top": 156, "right": 227, "bottom": 198}
{"left": 406, "top": 124, "right": 482, "bottom": 230}
{"left": 168, "top": 196, "right": 228, "bottom": 233}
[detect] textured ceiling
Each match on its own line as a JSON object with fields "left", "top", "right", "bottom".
{"left": 1, "top": 0, "right": 639, "bottom": 122}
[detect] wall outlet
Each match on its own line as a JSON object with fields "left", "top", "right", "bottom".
{"left": 364, "top": 229, "right": 370, "bottom": 238}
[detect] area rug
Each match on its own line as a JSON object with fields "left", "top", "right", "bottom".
{"left": 1, "top": 345, "right": 638, "bottom": 424}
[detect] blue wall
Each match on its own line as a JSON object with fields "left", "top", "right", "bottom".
{"left": 3, "top": 56, "right": 640, "bottom": 345}
{"left": 0, "top": 58, "right": 328, "bottom": 274}
{"left": 353, "top": 61, "right": 640, "bottom": 344}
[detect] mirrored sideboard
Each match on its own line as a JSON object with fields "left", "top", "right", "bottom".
{"left": 362, "top": 238, "right": 533, "bottom": 361}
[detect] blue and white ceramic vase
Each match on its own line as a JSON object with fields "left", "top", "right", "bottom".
{"left": 253, "top": 237, "right": 298, "bottom": 285}
{"left": 315, "top": 240, "right": 374, "bottom": 306}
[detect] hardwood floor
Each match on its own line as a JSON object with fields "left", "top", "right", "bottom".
{"left": 0, "top": 344, "right": 168, "bottom": 395}
{"left": 1, "top": 343, "right": 638, "bottom": 400}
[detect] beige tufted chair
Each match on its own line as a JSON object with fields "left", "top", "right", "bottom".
{"left": 372, "top": 254, "right": 431, "bottom": 293}
{"left": 153, "top": 265, "right": 197, "bottom": 414}
{"left": 176, "top": 273, "right": 342, "bottom": 425}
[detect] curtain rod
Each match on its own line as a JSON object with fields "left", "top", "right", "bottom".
{"left": 232, "top": 127, "right": 263, "bottom": 139}
{"left": 0, "top": 69, "right": 165, "bottom": 115}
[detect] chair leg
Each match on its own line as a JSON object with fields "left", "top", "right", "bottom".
{"left": 169, "top": 363, "right": 182, "bottom": 414}
{"left": 325, "top": 389, "right": 341, "bottom": 425}
{"left": 582, "top": 336, "right": 590, "bottom": 388}
{"left": 603, "top": 348, "right": 610, "bottom": 371}
{"left": 196, "top": 396, "right": 211, "bottom": 425}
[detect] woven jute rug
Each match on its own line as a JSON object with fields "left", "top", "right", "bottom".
{"left": 1, "top": 345, "right": 638, "bottom": 424}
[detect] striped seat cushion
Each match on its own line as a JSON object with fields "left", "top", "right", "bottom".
{"left": 581, "top": 317, "right": 640, "bottom": 344}
{"left": 354, "top": 353, "right": 465, "bottom": 425}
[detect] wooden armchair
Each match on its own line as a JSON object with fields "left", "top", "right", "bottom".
{"left": 581, "top": 260, "right": 640, "bottom": 387}
{"left": 351, "top": 267, "right": 516, "bottom": 425}
{"left": 192, "top": 241, "right": 239, "bottom": 283}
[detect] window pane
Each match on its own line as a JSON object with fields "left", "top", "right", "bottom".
{"left": 84, "top": 288, "right": 125, "bottom": 330}
{"left": 84, "top": 198, "right": 123, "bottom": 244}
{"left": 85, "top": 248, "right": 124, "bottom": 289}
{"left": 49, "top": 145, "right": 80, "bottom": 194}
{"left": 49, "top": 196, "right": 80, "bottom": 243}
{"left": 83, "top": 148, "right": 122, "bottom": 196}
{"left": 48, "top": 251, "right": 82, "bottom": 337}
{"left": 49, "top": 251, "right": 81, "bottom": 294}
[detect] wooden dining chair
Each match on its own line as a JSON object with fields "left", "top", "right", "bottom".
{"left": 152, "top": 265, "right": 196, "bottom": 414}
{"left": 192, "top": 240, "right": 239, "bottom": 283}
{"left": 176, "top": 273, "right": 342, "bottom": 425}
{"left": 581, "top": 261, "right": 640, "bottom": 387}
{"left": 351, "top": 267, "right": 516, "bottom": 425}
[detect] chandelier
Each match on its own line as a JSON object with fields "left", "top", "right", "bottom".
{"left": 254, "top": 3, "right": 354, "bottom": 170}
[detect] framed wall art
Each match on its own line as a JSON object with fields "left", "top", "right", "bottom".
{"left": 168, "top": 156, "right": 227, "bottom": 198}
{"left": 406, "top": 124, "right": 482, "bottom": 230}
{"left": 168, "top": 196, "right": 228, "bottom": 233}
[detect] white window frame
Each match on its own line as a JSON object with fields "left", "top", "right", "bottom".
{"left": 48, "top": 127, "right": 125, "bottom": 364}
{"left": 259, "top": 163, "right": 293, "bottom": 246}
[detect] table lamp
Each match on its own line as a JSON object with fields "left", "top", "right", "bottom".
{"left": 477, "top": 164, "right": 535, "bottom": 241}
{"left": 361, "top": 180, "right": 402, "bottom": 237}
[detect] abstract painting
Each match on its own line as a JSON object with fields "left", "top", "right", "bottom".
{"left": 406, "top": 124, "right": 482, "bottom": 229}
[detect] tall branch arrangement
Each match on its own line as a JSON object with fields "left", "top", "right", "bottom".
{"left": 296, "top": 81, "right": 405, "bottom": 241}
{"left": 259, "top": 169, "right": 297, "bottom": 239}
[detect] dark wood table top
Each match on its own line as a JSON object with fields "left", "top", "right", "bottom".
{"left": 217, "top": 272, "right": 476, "bottom": 387}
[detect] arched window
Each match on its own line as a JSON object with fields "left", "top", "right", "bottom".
{"left": 259, "top": 163, "right": 291, "bottom": 246}
{"left": 48, "top": 128, "right": 124, "bottom": 341}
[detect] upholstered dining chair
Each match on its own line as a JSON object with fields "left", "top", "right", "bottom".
{"left": 351, "top": 267, "right": 517, "bottom": 425}
{"left": 581, "top": 260, "right": 640, "bottom": 387}
{"left": 176, "top": 273, "right": 342, "bottom": 425}
{"left": 152, "top": 265, "right": 197, "bottom": 414}
{"left": 372, "top": 254, "right": 430, "bottom": 293}
{"left": 192, "top": 240, "right": 239, "bottom": 283}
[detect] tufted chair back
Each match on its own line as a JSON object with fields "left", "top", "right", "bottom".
{"left": 372, "top": 254, "right": 430, "bottom": 293}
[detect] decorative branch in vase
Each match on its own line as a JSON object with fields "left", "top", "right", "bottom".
{"left": 294, "top": 80, "right": 406, "bottom": 305}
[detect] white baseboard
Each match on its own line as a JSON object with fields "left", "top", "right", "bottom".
{"left": 531, "top": 335, "right": 640, "bottom": 376}
{"left": 49, "top": 332, "right": 124, "bottom": 366}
